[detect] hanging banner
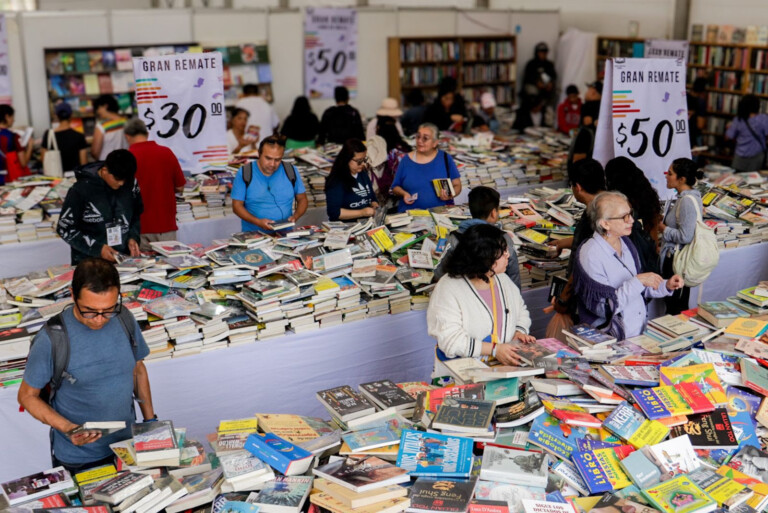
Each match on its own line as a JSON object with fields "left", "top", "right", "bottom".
{"left": 0, "top": 15, "right": 12, "bottom": 105}
{"left": 644, "top": 39, "right": 689, "bottom": 63}
{"left": 592, "top": 58, "right": 691, "bottom": 200}
{"left": 304, "top": 7, "right": 358, "bottom": 99}
{"left": 132, "top": 52, "right": 227, "bottom": 175}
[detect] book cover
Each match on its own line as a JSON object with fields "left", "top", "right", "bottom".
{"left": 341, "top": 422, "right": 402, "bottom": 452}
{"left": 741, "top": 360, "right": 768, "bottom": 396}
{"left": 592, "top": 493, "right": 659, "bottom": 513}
{"left": 243, "top": 433, "right": 313, "bottom": 476}
{"left": 564, "top": 324, "right": 616, "bottom": 346}
{"left": 396, "top": 429, "right": 474, "bottom": 477}
{"left": 313, "top": 479, "right": 407, "bottom": 509}
{"left": 74, "top": 51, "right": 90, "bottom": 72}
{"left": 312, "top": 455, "right": 409, "bottom": 492}
{"left": 632, "top": 386, "right": 693, "bottom": 420}
{"left": 527, "top": 414, "right": 594, "bottom": 461}
{"left": 673, "top": 382, "right": 715, "bottom": 414}
{"left": 231, "top": 248, "right": 275, "bottom": 268}
{"left": 432, "top": 398, "right": 496, "bottom": 434}
{"left": 572, "top": 448, "right": 632, "bottom": 494}
{"left": 642, "top": 474, "right": 716, "bottom": 513}
{"left": 726, "top": 446, "right": 768, "bottom": 483}
{"left": 602, "top": 401, "right": 668, "bottom": 448}
{"left": 725, "top": 317, "right": 768, "bottom": 338}
{"left": 359, "top": 380, "right": 415, "bottom": 410}
{"left": 427, "top": 384, "right": 484, "bottom": 412}
{"left": 479, "top": 446, "right": 548, "bottom": 487}
{"left": 255, "top": 414, "right": 324, "bottom": 444}
{"left": 484, "top": 378, "right": 520, "bottom": 405}
{"left": 494, "top": 383, "right": 545, "bottom": 426}
{"left": 1, "top": 467, "right": 73, "bottom": 505}
{"left": 473, "top": 481, "right": 547, "bottom": 513}
{"left": 541, "top": 399, "right": 601, "bottom": 428}
{"left": 317, "top": 385, "right": 376, "bottom": 421}
{"left": 521, "top": 499, "right": 574, "bottom": 513}
{"left": 250, "top": 476, "right": 312, "bottom": 510}
{"left": 670, "top": 409, "right": 738, "bottom": 450}
{"left": 409, "top": 478, "right": 476, "bottom": 513}
{"left": 688, "top": 467, "right": 752, "bottom": 508}
{"left": 132, "top": 420, "right": 177, "bottom": 453}
{"left": 219, "top": 450, "right": 270, "bottom": 481}
{"left": 660, "top": 363, "right": 727, "bottom": 407}
{"left": 645, "top": 435, "right": 700, "bottom": 480}
{"left": 619, "top": 450, "right": 662, "bottom": 489}
{"left": 309, "top": 490, "right": 409, "bottom": 513}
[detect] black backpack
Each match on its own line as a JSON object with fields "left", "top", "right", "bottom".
{"left": 32, "top": 306, "right": 138, "bottom": 406}
{"left": 241, "top": 160, "right": 298, "bottom": 191}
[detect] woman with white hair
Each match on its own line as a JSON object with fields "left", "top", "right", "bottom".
{"left": 572, "top": 191, "right": 684, "bottom": 339}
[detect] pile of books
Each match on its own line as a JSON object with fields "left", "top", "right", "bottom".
{"left": 11, "top": 297, "right": 768, "bottom": 513}
{"left": 0, "top": 175, "right": 69, "bottom": 244}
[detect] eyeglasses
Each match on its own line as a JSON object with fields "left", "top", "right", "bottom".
{"left": 75, "top": 297, "right": 123, "bottom": 319}
{"left": 606, "top": 211, "right": 634, "bottom": 223}
{"left": 415, "top": 135, "right": 434, "bottom": 142}
{"left": 351, "top": 157, "right": 368, "bottom": 165}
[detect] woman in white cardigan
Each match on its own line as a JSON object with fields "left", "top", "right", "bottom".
{"left": 427, "top": 224, "right": 534, "bottom": 371}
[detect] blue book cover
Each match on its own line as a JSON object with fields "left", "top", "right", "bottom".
{"left": 571, "top": 450, "right": 614, "bottom": 494}
{"left": 342, "top": 424, "right": 401, "bottom": 452}
{"left": 631, "top": 389, "right": 672, "bottom": 420}
{"left": 576, "top": 438, "right": 617, "bottom": 451}
{"left": 222, "top": 501, "right": 260, "bottom": 513}
{"left": 728, "top": 410, "right": 760, "bottom": 449}
{"left": 602, "top": 402, "right": 647, "bottom": 441}
{"left": 332, "top": 276, "right": 359, "bottom": 291}
{"left": 395, "top": 429, "right": 473, "bottom": 477}
{"left": 244, "top": 433, "right": 312, "bottom": 476}
{"left": 230, "top": 248, "right": 275, "bottom": 268}
{"left": 527, "top": 414, "right": 590, "bottom": 460}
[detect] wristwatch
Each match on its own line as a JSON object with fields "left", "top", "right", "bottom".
{"left": 145, "top": 414, "right": 158, "bottom": 422}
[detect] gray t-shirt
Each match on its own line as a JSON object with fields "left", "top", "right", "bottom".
{"left": 23, "top": 307, "right": 149, "bottom": 464}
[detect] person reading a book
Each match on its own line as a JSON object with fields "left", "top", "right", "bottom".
{"left": 324, "top": 139, "right": 378, "bottom": 221}
{"left": 572, "top": 191, "right": 684, "bottom": 339}
{"left": 434, "top": 186, "right": 521, "bottom": 289}
{"left": 232, "top": 135, "right": 308, "bottom": 232}
{"left": 725, "top": 94, "right": 768, "bottom": 172}
{"left": 125, "top": 118, "right": 186, "bottom": 252}
{"left": 56, "top": 149, "right": 142, "bottom": 264}
{"left": 391, "top": 123, "right": 462, "bottom": 213}
{"left": 427, "top": 223, "right": 534, "bottom": 374}
{"left": 18, "top": 258, "right": 155, "bottom": 474}
{"left": 658, "top": 158, "right": 705, "bottom": 315}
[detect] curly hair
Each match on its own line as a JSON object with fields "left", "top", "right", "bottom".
{"left": 444, "top": 223, "right": 507, "bottom": 283}
{"left": 605, "top": 156, "right": 662, "bottom": 236}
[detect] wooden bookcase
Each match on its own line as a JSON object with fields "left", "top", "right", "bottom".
{"left": 596, "top": 36, "right": 645, "bottom": 79}
{"left": 44, "top": 43, "right": 273, "bottom": 137}
{"left": 388, "top": 35, "right": 517, "bottom": 107}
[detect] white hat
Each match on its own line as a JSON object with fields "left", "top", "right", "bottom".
{"left": 480, "top": 92, "right": 497, "bottom": 109}
{"left": 366, "top": 135, "right": 388, "bottom": 167}
{"left": 376, "top": 97, "right": 403, "bottom": 117}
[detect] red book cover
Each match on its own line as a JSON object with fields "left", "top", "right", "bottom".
{"left": 427, "top": 384, "right": 484, "bottom": 412}
{"left": 551, "top": 409, "right": 602, "bottom": 428}
{"left": 469, "top": 501, "right": 510, "bottom": 513}
{"left": 674, "top": 382, "right": 715, "bottom": 414}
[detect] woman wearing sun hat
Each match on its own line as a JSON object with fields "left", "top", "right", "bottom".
{"left": 366, "top": 97, "right": 405, "bottom": 140}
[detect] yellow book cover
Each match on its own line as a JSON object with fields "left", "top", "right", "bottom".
{"left": 627, "top": 420, "right": 670, "bottom": 449}
{"left": 74, "top": 464, "right": 117, "bottom": 485}
{"left": 217, "top": 417, "right": 258, "bottom": 434}
{"left": 310, "top": 490, "right": 410, "bottom": 513}
{"left": 408, "top": 209, "right": 431, "bottom": 217}
{"left": 367, "top": 227, "right": 394, "bottom": 251}
{"left": 654, "top": 386, "right": 694, "bottom": 416}
{"left": 314, "top": 277, "right": 340, "bottom": 293}
{"left": 725, "top": 317, "right": 768, "bottom": 338}
{"left": 659, "top": 363, "right": 727, "bottom": 406}
{"left": 700, "top": 475, "right": 749, "bottom": 507}
{"left": 256, "top": 414, "right": 320, "bottom": 443}
{"left": 717, "top": 465, "right": 768, "bottom": 498}
{"left": 594, "top": 448, "right": 632, "bottom": 489}
{"left": 518, "top": 228, "right": 548, "bottom": 244}
{"left": 570, "top": 496, "right": 602, "bottom": 512}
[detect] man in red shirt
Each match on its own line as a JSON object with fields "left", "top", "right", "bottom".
{"left": 124, "top": 119, "right": 186, "bottom": 251}
{"left": 557, "top": 84, "right": 582, "bottom": 136}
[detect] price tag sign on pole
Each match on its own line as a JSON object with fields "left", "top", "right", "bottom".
{"left": 593, "top": 58, "right": 691, "bottom": 200}
{"left": 132, "top": 52, "right": 227, "bottom": 175}
{"left": 304, "top": 7, "right": 358, "bottom": 99}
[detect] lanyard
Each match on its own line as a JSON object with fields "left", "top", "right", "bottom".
{"left": 490, "top": 280, "right": 499, "bottom": 344}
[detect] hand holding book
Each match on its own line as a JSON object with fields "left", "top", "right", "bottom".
{"left": 66, "top": 425, "right": 102, "bottom": 446}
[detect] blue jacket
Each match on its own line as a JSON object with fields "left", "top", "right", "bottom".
{"left": 433, "top": 218, "right": 522, "bottom": 289}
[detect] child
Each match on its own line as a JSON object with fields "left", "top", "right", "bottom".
{"left": 557, "top": 84, "right": 582, "bottom": 135}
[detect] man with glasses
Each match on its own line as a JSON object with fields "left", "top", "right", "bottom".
{"left": 18, "top": 258, "right": 154, "bottom": 474}
{"left": 232, "top": 135, "right": 308, "bottom": 232}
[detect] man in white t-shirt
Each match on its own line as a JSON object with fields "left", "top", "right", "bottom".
{"left": 235, "top": 84, "right": 280, "bottom": 140}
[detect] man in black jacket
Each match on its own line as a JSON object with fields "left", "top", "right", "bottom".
{"left": 57, "top": 149, "right": 142, "bottom": 264}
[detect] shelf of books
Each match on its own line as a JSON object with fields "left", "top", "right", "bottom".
{"left": 596, "top": 36, "right": 644, "bottom": 79}
{"left": 387, "top": 35, "right": 516, "bottom": 108}
{"left": 44, "top": 43, "right": 273, "bottom": 137}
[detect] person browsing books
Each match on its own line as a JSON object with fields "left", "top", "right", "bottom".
{"left": 572, "top": 192, "right": 683, "bottom": 339}
{"left": 434, "top": 186, "right": 521, "bottom": 289}
{"left": 725, "top": 94, "right": 768, "bottom": 172}
{"left": 56, "top": 149, "right": 142, "bottom": 264}
{"left": 90, "top": 94, "right": 127, "bottom": 161}
{"left": 324, "top": 139, "right": 379, "bottom": 221}
{"left": 0, "top": 104, "right": 33, "bottom": 184}
{"left": 390, "top": 123, "right": 462, "bottom": 213}
{"left": 658, "top": 158, "right": 705, "bottom": 315}
{"left": 41, "top": 102, "right": 88, "bottom": 172}
{"left": 427, "top": 223, "right": 533, "bottom": 376}
{"left": 125, "top": 118, "right": 186, "bottom": 252}
{"left": 231, "top": 135, "right": 308, "bottom": 232}
{"left": 18, "top": 258, "right": 155, "bottom": 474}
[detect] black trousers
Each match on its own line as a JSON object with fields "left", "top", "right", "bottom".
{"left": 662, "top": 254, "right": 690, "bottom": 315}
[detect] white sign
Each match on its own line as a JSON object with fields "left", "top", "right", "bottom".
{"left": 0, "top": 15, "right": 12, "bottom": 105}
{"left": 592, "top": 58, "right": 691, "bottom": 200}
{"left": 132, "top": 52, "right": 227, "bottom": 175}
{"left": 304, "top": 7, "right": 358, "bottom": 99}
{"left": 644, "top": 39, "right": 689, "bottom": 63}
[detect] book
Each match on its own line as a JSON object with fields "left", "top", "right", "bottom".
{"left": 407, "top": 249, "right": 434, "bottom": 270}
{"left": 131, "top": 420, "right": 180, "bottom": 465}
{"left": 479, "top": 446, "right": 548, "bottom": 487}
{"left": 631, "top": 386, "right": 695, "bottom": 420}
{"left": 483, "top": 378, "right": 520, "bottom": 405}
{"left": 341, "top": 421, "right": 402, "bottom": 453}
{"left": 670, "top": 408, "right": 738, "bottom": 450}
{"left": 572, "top": 447, "right": 633, "bottom": 494}
{"left": 473, "top": 481, "right": 547, "bottom": 512}
{"left": 644, "top": 435, "right": 700, "bottom": 480}
{"left": 741, "top": 360, "right": 768, "bottom": 396}
{"left": 618, "top": 450, "right": 662, "bottom": 489}
{"left": 396, "top": 429, "right": 474, "bottom": 478}
{"left": 725, "top": 318, "right": 768, "bottom": 339}
{"left": 659, "top": 363, "right": 727, "bottom": 407}
{"left": 563, "top": 324, "right": 616, "bottom": 347}
{"left": 243, "top": 432, "right": 314, "bottom": 476}
{"left": 432, "top": 398, "right": 496, "bottom": 435}
{"left": 218, "top": 449, "right": 271, "bottom": 484}
{"left": 313, "top": 478, "right": 407, "bottom": 509}
{"left": 688, "top": 467, "right": 753, "bottom": 509}
{"left": 1, "top": 467, "right": 74, "bottom": 505}
{"left": 91, "top": 472, "right": 154, "bottom": 505}
{"left": 409, "top": 477, "right": 476, "bottom": 513}
{"left": 68, "top": 420, "right": 127, "bottom": 438}
{"left": 312, "top": 455, "right": 409, "bottom": 492}
{"left": 521, "top": 499, "right": 575, "bottom": 513}
{"left": 602, "top": 401, "right": 670, "bottom": 449}
{"left": 697, "top": 301, "right": 750, "bottom": 328}
{"left": 359, "top": 380, "right": 416, "bottom": 411}
{"left": 590, "top": 494, "right": 659, "bottom": 513}
{"left": 642, "top": 474, "right": 717, "bottom": 513}
{"left": 599, "top": 365, "right": 659, "bottom": 387}
{"left": 432, "top": 178, "right": 456, "bottom": 198}
{"left": 530, "top": 378, "right": 581, "bottom": 396}
{"left": 246, "top": 476, "right": 313, "bottom": 513}
{"left": 494, "top": 383, "right": 546, "bottom": 428}
{"left": 231, "top": 248, "right": 275, "bottom": 268}
{"left": 426, "top": 383, "right": 484, "bottom": 412}
{"left": 317, "top": 385, "right": 377, "bottom": 422}
{"left": 540, "top": 398, "right": 602, "bottom": 428}
{"left": 726, "top": 446, "right": 768, "bottom": 483}
{"left": 442, "top": 358, "right": 490, "bottom": 385}
{"left": 527, "top": 413, "right": 594, "bottom": 461}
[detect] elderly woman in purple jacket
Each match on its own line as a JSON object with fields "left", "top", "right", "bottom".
{"left": 572, "top": 191, "right": 684, "bottom": 340}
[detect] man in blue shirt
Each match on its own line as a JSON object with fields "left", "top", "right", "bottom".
{"left": 18, "top": 258, "right": 155, "bottom": 473}
{"left": 232, "top": 135, "right": 308, "bottom": 232}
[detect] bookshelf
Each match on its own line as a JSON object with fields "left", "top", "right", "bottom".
{"left": 44, "top": 43, "right": 273, "bottom": 137}
{"left": 388, "top": 35, "right": 517, "bottom": 108}
{"left": 596, "top": 37, "right": 645, "bottom": 79}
